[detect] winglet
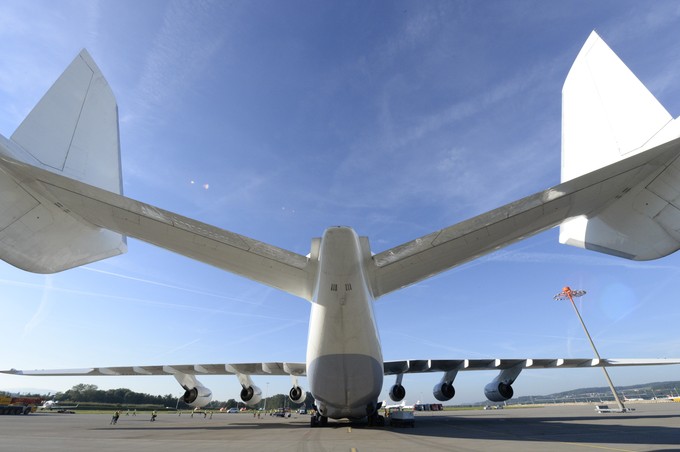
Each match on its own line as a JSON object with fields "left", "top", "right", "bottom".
{"left": 0, "top": 49, "right": 126, "bottom": 273}
{"left": 11, "top": 49, "right": 122, "bottom": 194}
{"left": 561, "top": 31, "right": 672, "bottom": 183}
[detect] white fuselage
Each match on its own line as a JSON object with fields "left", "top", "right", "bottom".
{"left": 305, "top": 227, "right": 383, "bottom": 419}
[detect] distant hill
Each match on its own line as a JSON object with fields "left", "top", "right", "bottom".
{"left": 471, "top": 381, "right": 680, "bottom": 406}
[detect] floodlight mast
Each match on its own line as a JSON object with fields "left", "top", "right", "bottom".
{"left": 554, "top": 287, "right": 627, "bottom": 412}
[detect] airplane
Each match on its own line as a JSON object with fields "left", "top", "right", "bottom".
{"left": 40, "top": 400, "right": 79, "bottom": 411}
{"left": 2, "top": 30, "right": 680, "bottom": 427}
{"left": 382, "top": 400, "right": 418, "bottom": 410}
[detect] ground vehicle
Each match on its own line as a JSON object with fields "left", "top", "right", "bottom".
{"left": 387, "top": 407, "right": 415, "bottom": 428}
{"left": 0, "top": 395, "right": 42, "bottom": 415}
{"left": 273, "top": 409, "right": 291, "bottom": 417}
{"left": 226, "top": 407, "right": 238, "bottom": 413}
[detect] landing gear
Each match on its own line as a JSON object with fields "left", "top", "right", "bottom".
{"left": 310, "top": 412, "right": 327, "bottom": 427}
{"left": 367, "top": 412, "right": 385, "bottom": 427}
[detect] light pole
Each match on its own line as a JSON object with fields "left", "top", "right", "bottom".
{"left": 554, "top": 286, "right": 627, "bottom": 412}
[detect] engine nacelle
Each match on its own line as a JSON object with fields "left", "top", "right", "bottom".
{"left": 389, "top": 384, "right": 406, "bottom": 402}
{"left": 289, "top": 385, "right": 306, "bottom": 404}
{"left": 181, "top": 385, "right": 213, "bottom": 408}
{"left": 484, "top": 381, "right": 514, "bottom": 402}
{"left": 240, "top": 385, "right": 262, "bottom": 406}
{"left": 433, "top": 382, "right": 455, "bottom": 401}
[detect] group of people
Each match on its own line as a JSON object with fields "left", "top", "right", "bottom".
{"left": 110, "top": 409, "right": 156, "bottom": 424}
{"left": 109, "top": 408, "right": 224, "bottom": 424}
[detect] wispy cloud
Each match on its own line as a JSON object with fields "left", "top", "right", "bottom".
{"left": 81, "top": 266, "right": 263, "bottom": 306}
{"left": 4, "top": 275, "right": 301, "bottom": 324}
{"left": 127, "top": 0, "right": 230, "bottom": 125}
{"left": 22, "top": 275, "right": 53, "bottom": 337}
{"left": 155, "top": 338, "right": 201, "bottom": 360}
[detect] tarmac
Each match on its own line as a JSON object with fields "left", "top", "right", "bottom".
{"left": 1, "top": 402, "right": 678, "bottom": 451}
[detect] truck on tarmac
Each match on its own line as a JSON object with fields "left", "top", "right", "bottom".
{"left": 0, "top": 395, "right": 42, "bottom": 415}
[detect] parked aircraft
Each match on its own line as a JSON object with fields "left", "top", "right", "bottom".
{"left": 2, "top": 31, "right": 680, "bottom": 426}
{"left": 382, "top": 400, "right": 417, "bottom": 410}
{"left": 40, "top": 400, "right": 79, "bottom": 411}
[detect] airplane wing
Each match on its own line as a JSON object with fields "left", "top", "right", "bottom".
{"left": 2, "top": 362, "right": 307, "bottom": 377}
{"left": 3, "top": 43, "right": 680, "bottom": 304}
{"left": 5, "top": 357, "right": 678, "bottom": 378}
{"left": 382, "top": 358, "right": 680, "bottom": 375}
{"left": 4, "top": 133, "right": 679, "bottom": 303}
{"left": 0, "top": 154, "right": 316, "bottom": 301}
{"left": 7, "top": 357, "right": 678, "bottom": 407}
{"left": 370, "top": 137, "right": 680, "bottom": 298}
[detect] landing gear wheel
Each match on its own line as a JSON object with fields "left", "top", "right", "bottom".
{"left": 310, "top": 413, "right": 327, "bottom": 427}
{"left": 367, "top": 412, "right": 384, "bottom": 427}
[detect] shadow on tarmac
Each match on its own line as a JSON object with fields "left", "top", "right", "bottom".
{"left": 95, "top": 411, "right": 680, "bottom": 448}
{"left": 386, "top": 412, "right": 680, "bottom": 448}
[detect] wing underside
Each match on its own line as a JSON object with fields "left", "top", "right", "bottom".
{"left": 382, "top": 358, "right": 680, "bottom": 375}
{"left": 3, "top": 362, "right": 307, "bottom": 377}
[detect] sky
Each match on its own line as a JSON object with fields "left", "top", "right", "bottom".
{"left": 1, "top": 0, "right": 680, "bottom": 406}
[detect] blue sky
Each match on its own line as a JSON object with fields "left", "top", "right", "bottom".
{"left": 1, "top": 0, "right": 680, "bottom": 405}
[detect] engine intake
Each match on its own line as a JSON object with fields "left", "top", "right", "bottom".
{"left": 389, "top": 384, "right": 406, "bottom": 402}
{"left": 484, "top": 381, "right": 513, "bottom": 402}
{"left": 240, "top": 385, "right": 262, "bottom": 406}
{"left": 181, "top": 385, "right": 213, "bottom": 408}
{"left": 289, "top": 386, "right": 306, "bottom": 404}
{"left": 433, "top": 382, "right": 455, "bottom": 401}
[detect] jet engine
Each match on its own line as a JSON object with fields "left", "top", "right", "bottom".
{"left": 173, "top": 373, "right": 212, "bottom": 408}
{"left": 181, "top": 384, "right": 213, "bottom": 408}
{"left": 484, "top": 381, "right": 513, "bottom": 402}
{"left": 433, "top": 382, "right": 455, "bottom": 401}
{"left": 389, "top": 384, "right": 406, "bottom": 402}
{"left": 289, "top": 385, "right": 307, "bottom": 404}
{"left": 484, "top": 364, "right": 523, "bottom": 402}
{"left": 240, "top": 385, "right": 262, "bottom": 406}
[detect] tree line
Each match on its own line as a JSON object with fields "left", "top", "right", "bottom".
{"left": 52, "top": 384, "right": 314, "bottom": 410}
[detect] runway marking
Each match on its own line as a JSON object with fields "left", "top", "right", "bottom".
{"left": 350, "top": 448, "right": 357, "bottom": 452}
